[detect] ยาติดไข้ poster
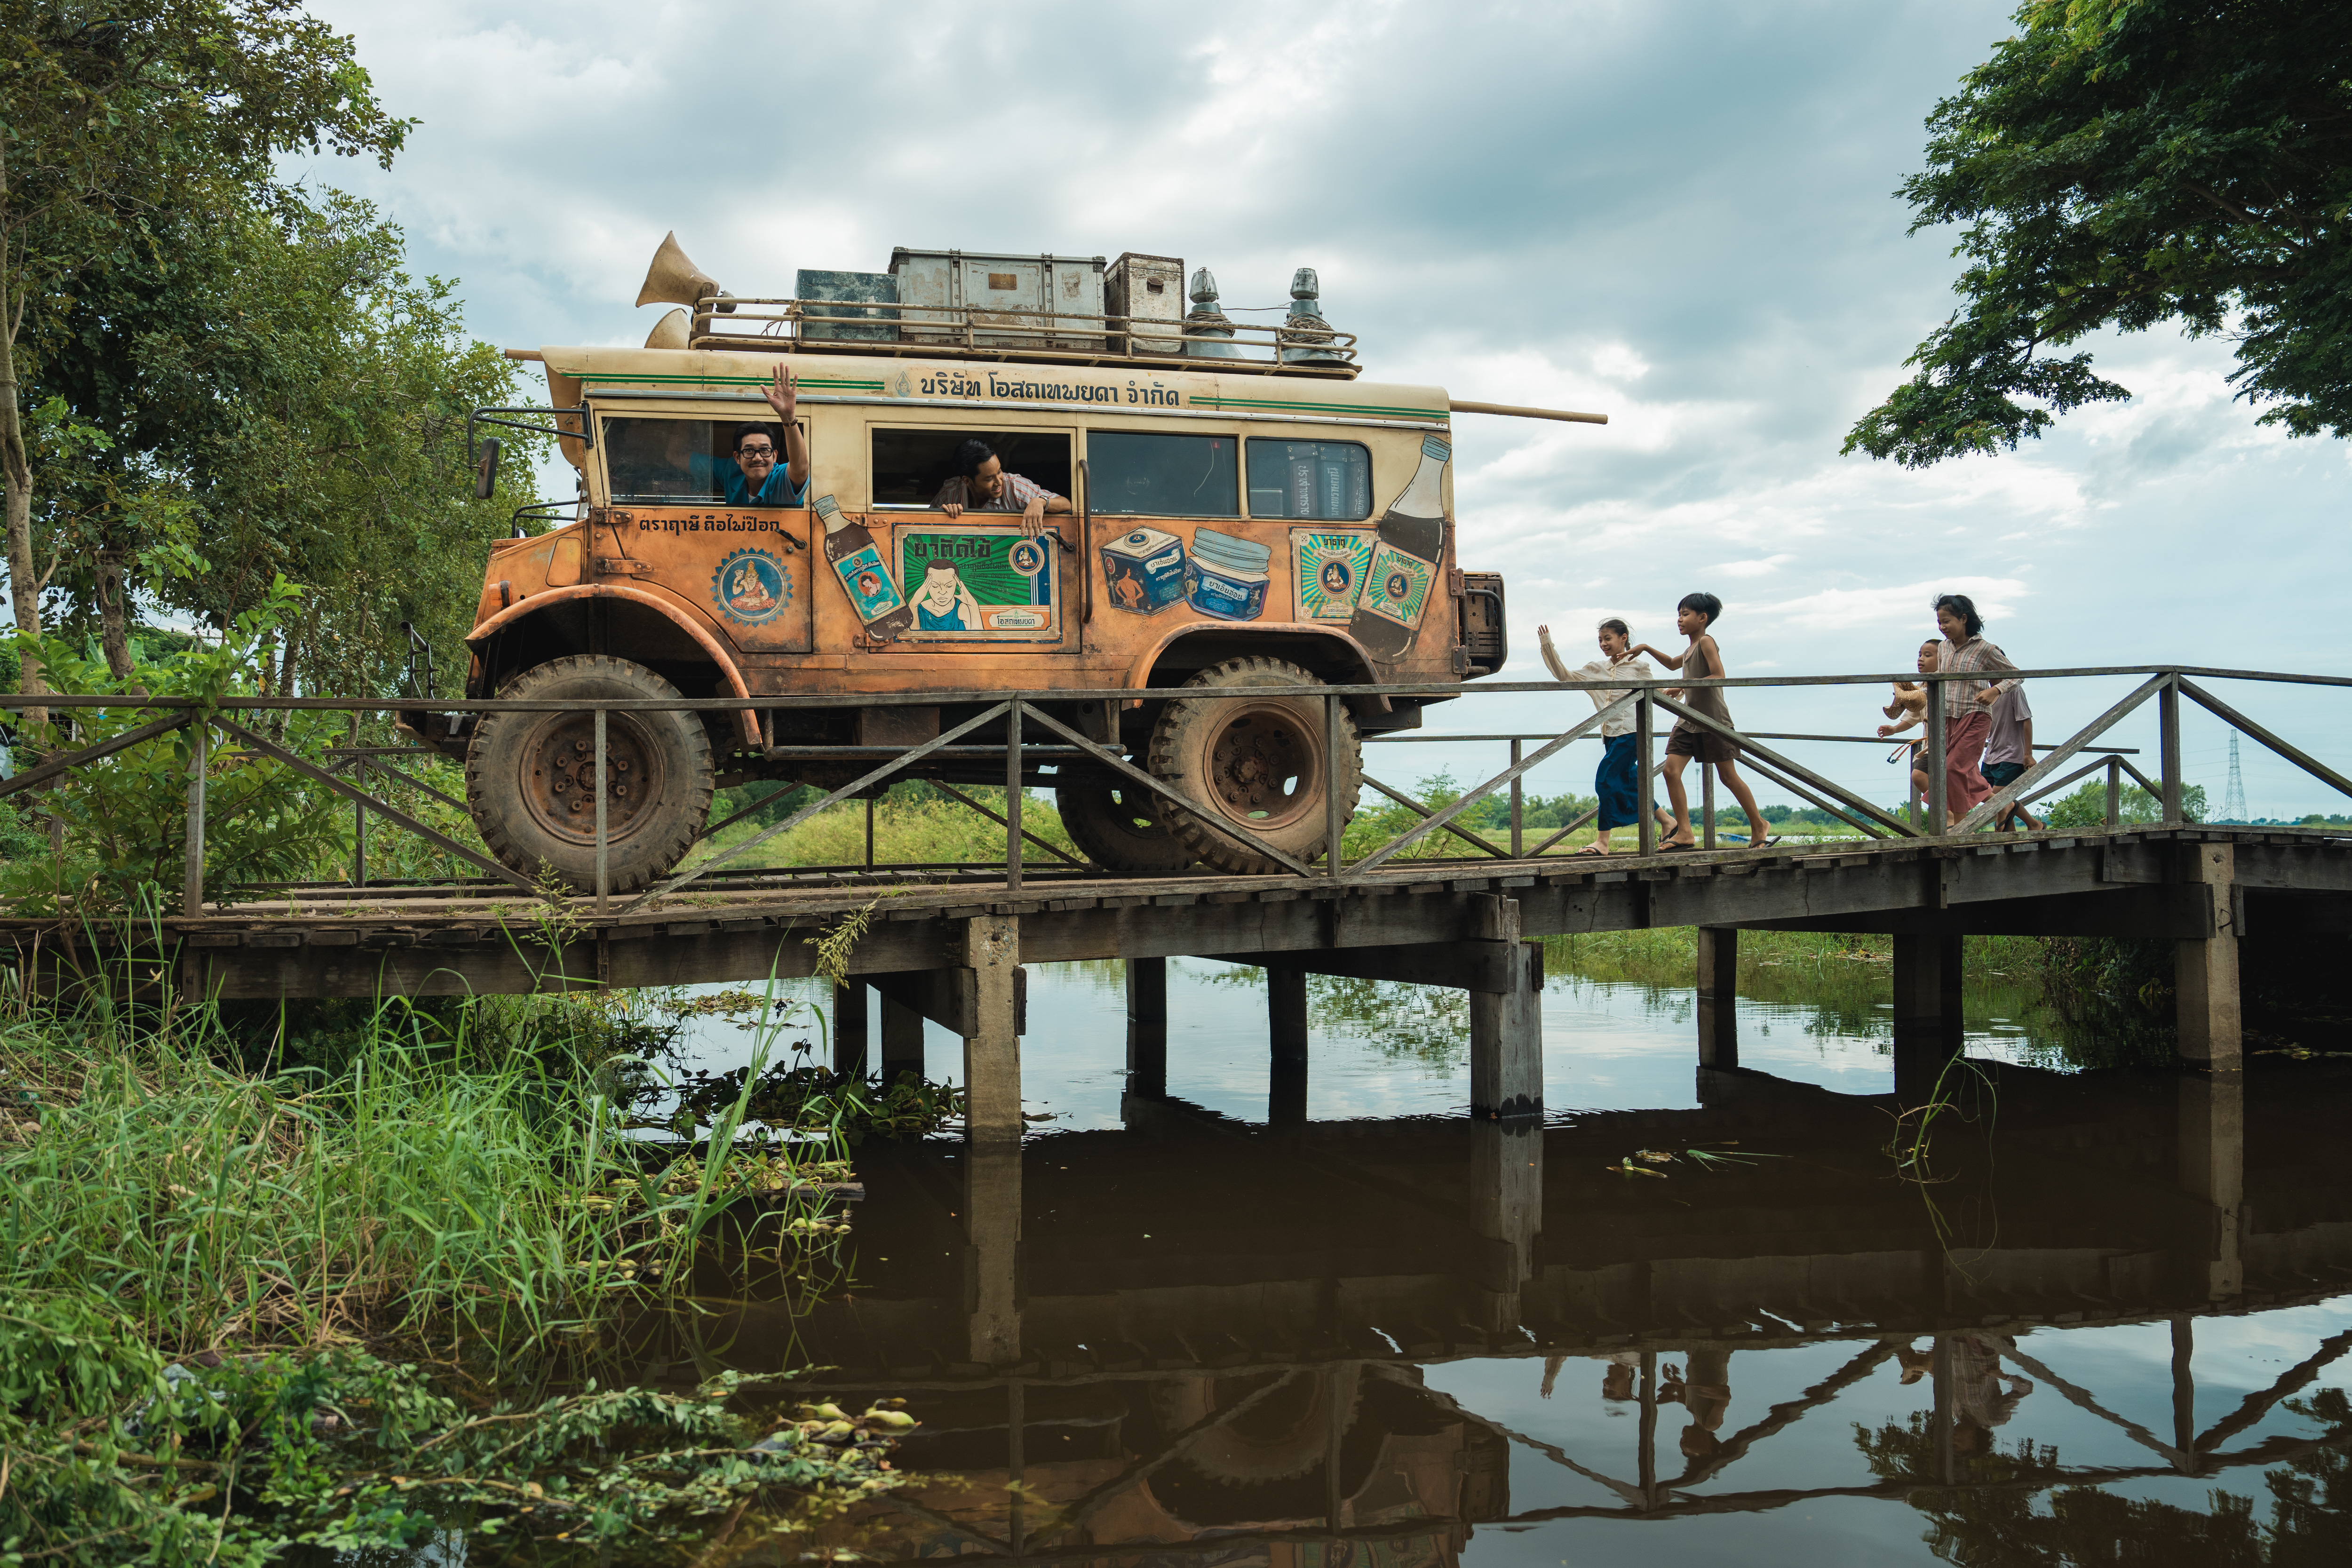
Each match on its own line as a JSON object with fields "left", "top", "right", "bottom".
{"left": 895, "top": 525, "right": 1061, "bottom": 642}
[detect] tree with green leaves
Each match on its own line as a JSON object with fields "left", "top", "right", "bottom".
{"left": 1845, "top": 1, "right": 2352, "bottom": 469}
{"left": 0, "top": 0, "right": 408, "bottom": 710}
{"left": 37, "top": 188, "right": 538, "bottom": 699}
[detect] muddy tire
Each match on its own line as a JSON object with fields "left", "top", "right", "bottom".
{"left": 1057, "top": 778, "right": 1195, "bottom": 875}
{"left": 1145, "top": 657, "right": 1360, "bottom": 875}
{"left": 464, "top": 656, "right": 714, "bottom": 893}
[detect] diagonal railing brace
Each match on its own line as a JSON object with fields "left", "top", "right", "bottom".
{"left": 1361, "top": 774, "right": 1514, "bottom": 859}
{"left": 626, "top": 702, "right": 1013, "bottom": 911}
{"left": 1650, "top": 695, "right": 1922, "bottom": 839}
{"left": 0, "top": 714, "right": 190, "bottom": 802}
{"left": 1351, "top": 693, "right": 1634, "bottom": 874}
{"left": 1951, "top": 674, "right": 2169, "bottom": 835}
{"left": 212, "top": 719, "right": 535, "bottom": 891}
{"left": 1018, "top": 704, "right": 1319, "bottom": 876}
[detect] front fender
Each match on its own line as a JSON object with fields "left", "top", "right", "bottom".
{"left": 1124, "top": 623, "right": 1393, "bottom": 714}
{"left": 468, "top": 584, "right": 759, "bottom": 747}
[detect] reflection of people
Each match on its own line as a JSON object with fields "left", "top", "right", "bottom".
{"left": 1599, "top": 1351, "right": 1640, "bottom": 1402}
{"left": 933, "top": 438, "right": 1070, "bottom": 536}
{"left": 1538, "top": 617, "right": 1674, "bottom": 855}
{"left": 913, "top": 561, "right": 984, "bottom": 631}
{"left": 1677, "top": 1348, "right": 1732, "bottom": 1462}
{"left": 1950, "top": 1334, "right": 2033, "bottom": 1456}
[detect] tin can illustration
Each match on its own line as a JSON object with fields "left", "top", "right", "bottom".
{"left": 1184, "top": 526, "right": 1271, "bottom": 621}
{"left": 1100, "top": 526, "right": 1187, "bottom": 616}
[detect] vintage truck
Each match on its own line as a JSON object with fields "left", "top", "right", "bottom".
{"left": 428, "top": 244, "right": 1553, "bottom": 890}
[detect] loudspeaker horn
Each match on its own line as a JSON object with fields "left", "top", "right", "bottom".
{"left": 636, "top": 230, "right": 725, "bottom": 309}
{"left": 644, "top": 308, "right": 691, "bottom": 350}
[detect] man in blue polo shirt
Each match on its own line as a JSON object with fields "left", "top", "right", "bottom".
{"left": 723, "top": 365, "right": 810, "bottom": 504}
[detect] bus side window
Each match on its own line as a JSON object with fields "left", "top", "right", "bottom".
{"left": 601, "top": 415, "right": 804, "bottom": 507}
{"left": 871, "top": 428, "right": 1073, "bottom": 508}
{"left": 1088, "top": 431, "right": 1240, "bottom": 517}
{"left": 1245, "top": 439, "right": 1370, "bottom": 520}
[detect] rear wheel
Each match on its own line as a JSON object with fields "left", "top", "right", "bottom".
{"left": 1145, "top": 657, "right": 1360, "bottom": 875}
{"left": 464, "top": 655, "right": 714, "bottom": 892}
{"left": 1057, "top": 778, "right": 1195, "bottom": 875}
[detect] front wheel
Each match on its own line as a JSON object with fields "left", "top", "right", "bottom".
{"left": 1145, "top": 657, "right": 1361, "bottom": 875}
{"left": 464, "top": 655, "right": 714, "bottom": 892}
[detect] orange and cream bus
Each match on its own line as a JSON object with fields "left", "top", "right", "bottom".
{"left": 429, "top": 241, "right": 1592, "bottom": 890}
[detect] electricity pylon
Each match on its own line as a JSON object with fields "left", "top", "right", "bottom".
{"left": 2223, "top": 732, "right": 2248, "bottom": 823}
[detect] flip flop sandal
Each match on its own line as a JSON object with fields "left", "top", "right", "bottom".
{"left": 1572, "top": 844, "right": 1611, "bottom": 857}
{"left": 1659, "top": 840, "right": 1696, "bottom": 852}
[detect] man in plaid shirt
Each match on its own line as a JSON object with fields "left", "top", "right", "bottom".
{"left": 1932, "top": 592, "right": 2018, "bottom": 824}
{"left": 935, "top": 438, "right": 1071, "bottom": 537}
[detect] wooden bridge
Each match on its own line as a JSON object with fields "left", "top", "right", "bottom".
{"left": 5, "top": 663, "right": 2348, "bottom": 1136}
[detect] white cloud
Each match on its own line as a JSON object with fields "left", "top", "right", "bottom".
{"left": 287, "top": 0, "right": 2352, "bottom": 811}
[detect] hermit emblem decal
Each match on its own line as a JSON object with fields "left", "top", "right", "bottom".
{"left": 712, "top": 548, "right": 792, "bottom": 628}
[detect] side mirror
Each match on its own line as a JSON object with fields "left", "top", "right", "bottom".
{"left": 474, "top": 437, "right": 502, "bottom": 500}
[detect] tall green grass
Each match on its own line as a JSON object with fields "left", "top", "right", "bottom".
{"left": 0, "top": 979, "right": 842, "bottom": 1364}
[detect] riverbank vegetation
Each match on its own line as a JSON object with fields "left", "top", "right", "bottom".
{"left": 0, "top": 966, "right": 943, "bottom": 1562}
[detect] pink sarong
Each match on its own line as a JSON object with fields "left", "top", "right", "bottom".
{"left": 1944, "top": 709, "right": 1993, "bottom": 810}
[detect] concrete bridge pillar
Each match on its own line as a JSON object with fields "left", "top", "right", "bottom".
{"left": 1892, "top": 933, "right": 1964, "bottom": 1104}
{"left": 1269, "top": 963, "right": 1309, "bottom": 1124}
{"left": 1696, "top": 927, "right": 1739, "bottom": 1068}
{"left": 963, "top": 913, "right": 1024, "bottom": 1141}
{"left": 832, "top": 982, "right": 868, "bottom": 1077}
{"left": 2176, "top": 842, "right": 2242, "bottom": 1070}
{"left": 1125, "top": 955, "right": 1168, "bottom": 1098}
{"left": 1470, "top": 897, "right": 1543, "bottom": 1118}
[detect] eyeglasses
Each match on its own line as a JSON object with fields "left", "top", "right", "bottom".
{"left": 738, "top": 444, "right": 775, "bottom": 458}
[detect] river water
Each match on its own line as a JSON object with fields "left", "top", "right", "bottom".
{"left": 614, "top": 953, "right": 2352, "bottom": 1566}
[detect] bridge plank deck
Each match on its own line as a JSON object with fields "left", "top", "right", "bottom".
{"left": 5, "top": 825, "right": 2347, "bottom": 1000}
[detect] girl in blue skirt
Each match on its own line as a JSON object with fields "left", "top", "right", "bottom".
{"left": 1538, "top": 618, "right": 1675, "bottom": 855}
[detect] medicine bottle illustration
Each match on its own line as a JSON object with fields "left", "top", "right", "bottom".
{"left": 817, "top": 495, "right": 913, "bottom": 642}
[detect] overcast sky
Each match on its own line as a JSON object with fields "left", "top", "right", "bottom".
{"left": 298, "top": 0, "right": 2349, "bottom": 819}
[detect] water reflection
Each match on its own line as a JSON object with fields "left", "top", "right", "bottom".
{"left": 646, "top": 1057, "right": 2352, "bottom": 1566}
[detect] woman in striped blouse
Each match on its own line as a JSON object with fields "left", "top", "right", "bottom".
{"left": 1930, "top": 592, "right": 2020, "bottom": 826}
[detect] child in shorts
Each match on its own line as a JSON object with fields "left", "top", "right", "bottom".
{"left": 1980, "top": 684, "right": 2041, "bottom": 831}
{"left": 1627, "top": 593, "right": 1775, "bottom": 851}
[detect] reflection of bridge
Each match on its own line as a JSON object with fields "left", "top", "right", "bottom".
{"left": 8, "top": 663, "right": 2350, "bottom": 1133}
{"left": 635, "top": 1064, "right": 2352, "bottom": 1553}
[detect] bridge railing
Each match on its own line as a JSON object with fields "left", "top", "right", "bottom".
{"left": 0, "top": 663, "right": 2342, "bottom": 914}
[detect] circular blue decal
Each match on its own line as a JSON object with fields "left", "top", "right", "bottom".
{"left": 1007, "top": 539, "right": 1048, "bottom": 578}
{"left": 712, "top": 549, "right": 792, "bottom": 627}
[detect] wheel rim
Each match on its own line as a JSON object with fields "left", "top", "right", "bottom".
{"left": 1202, "top": 700, "right": 1322, "bottom": 831}
{"left": 517, "top": 712, "right": 667, "bottom": 845}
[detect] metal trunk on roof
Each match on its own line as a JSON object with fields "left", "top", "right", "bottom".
{"left": 890, "top": 248, "right": 1108, "bottom": 353}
